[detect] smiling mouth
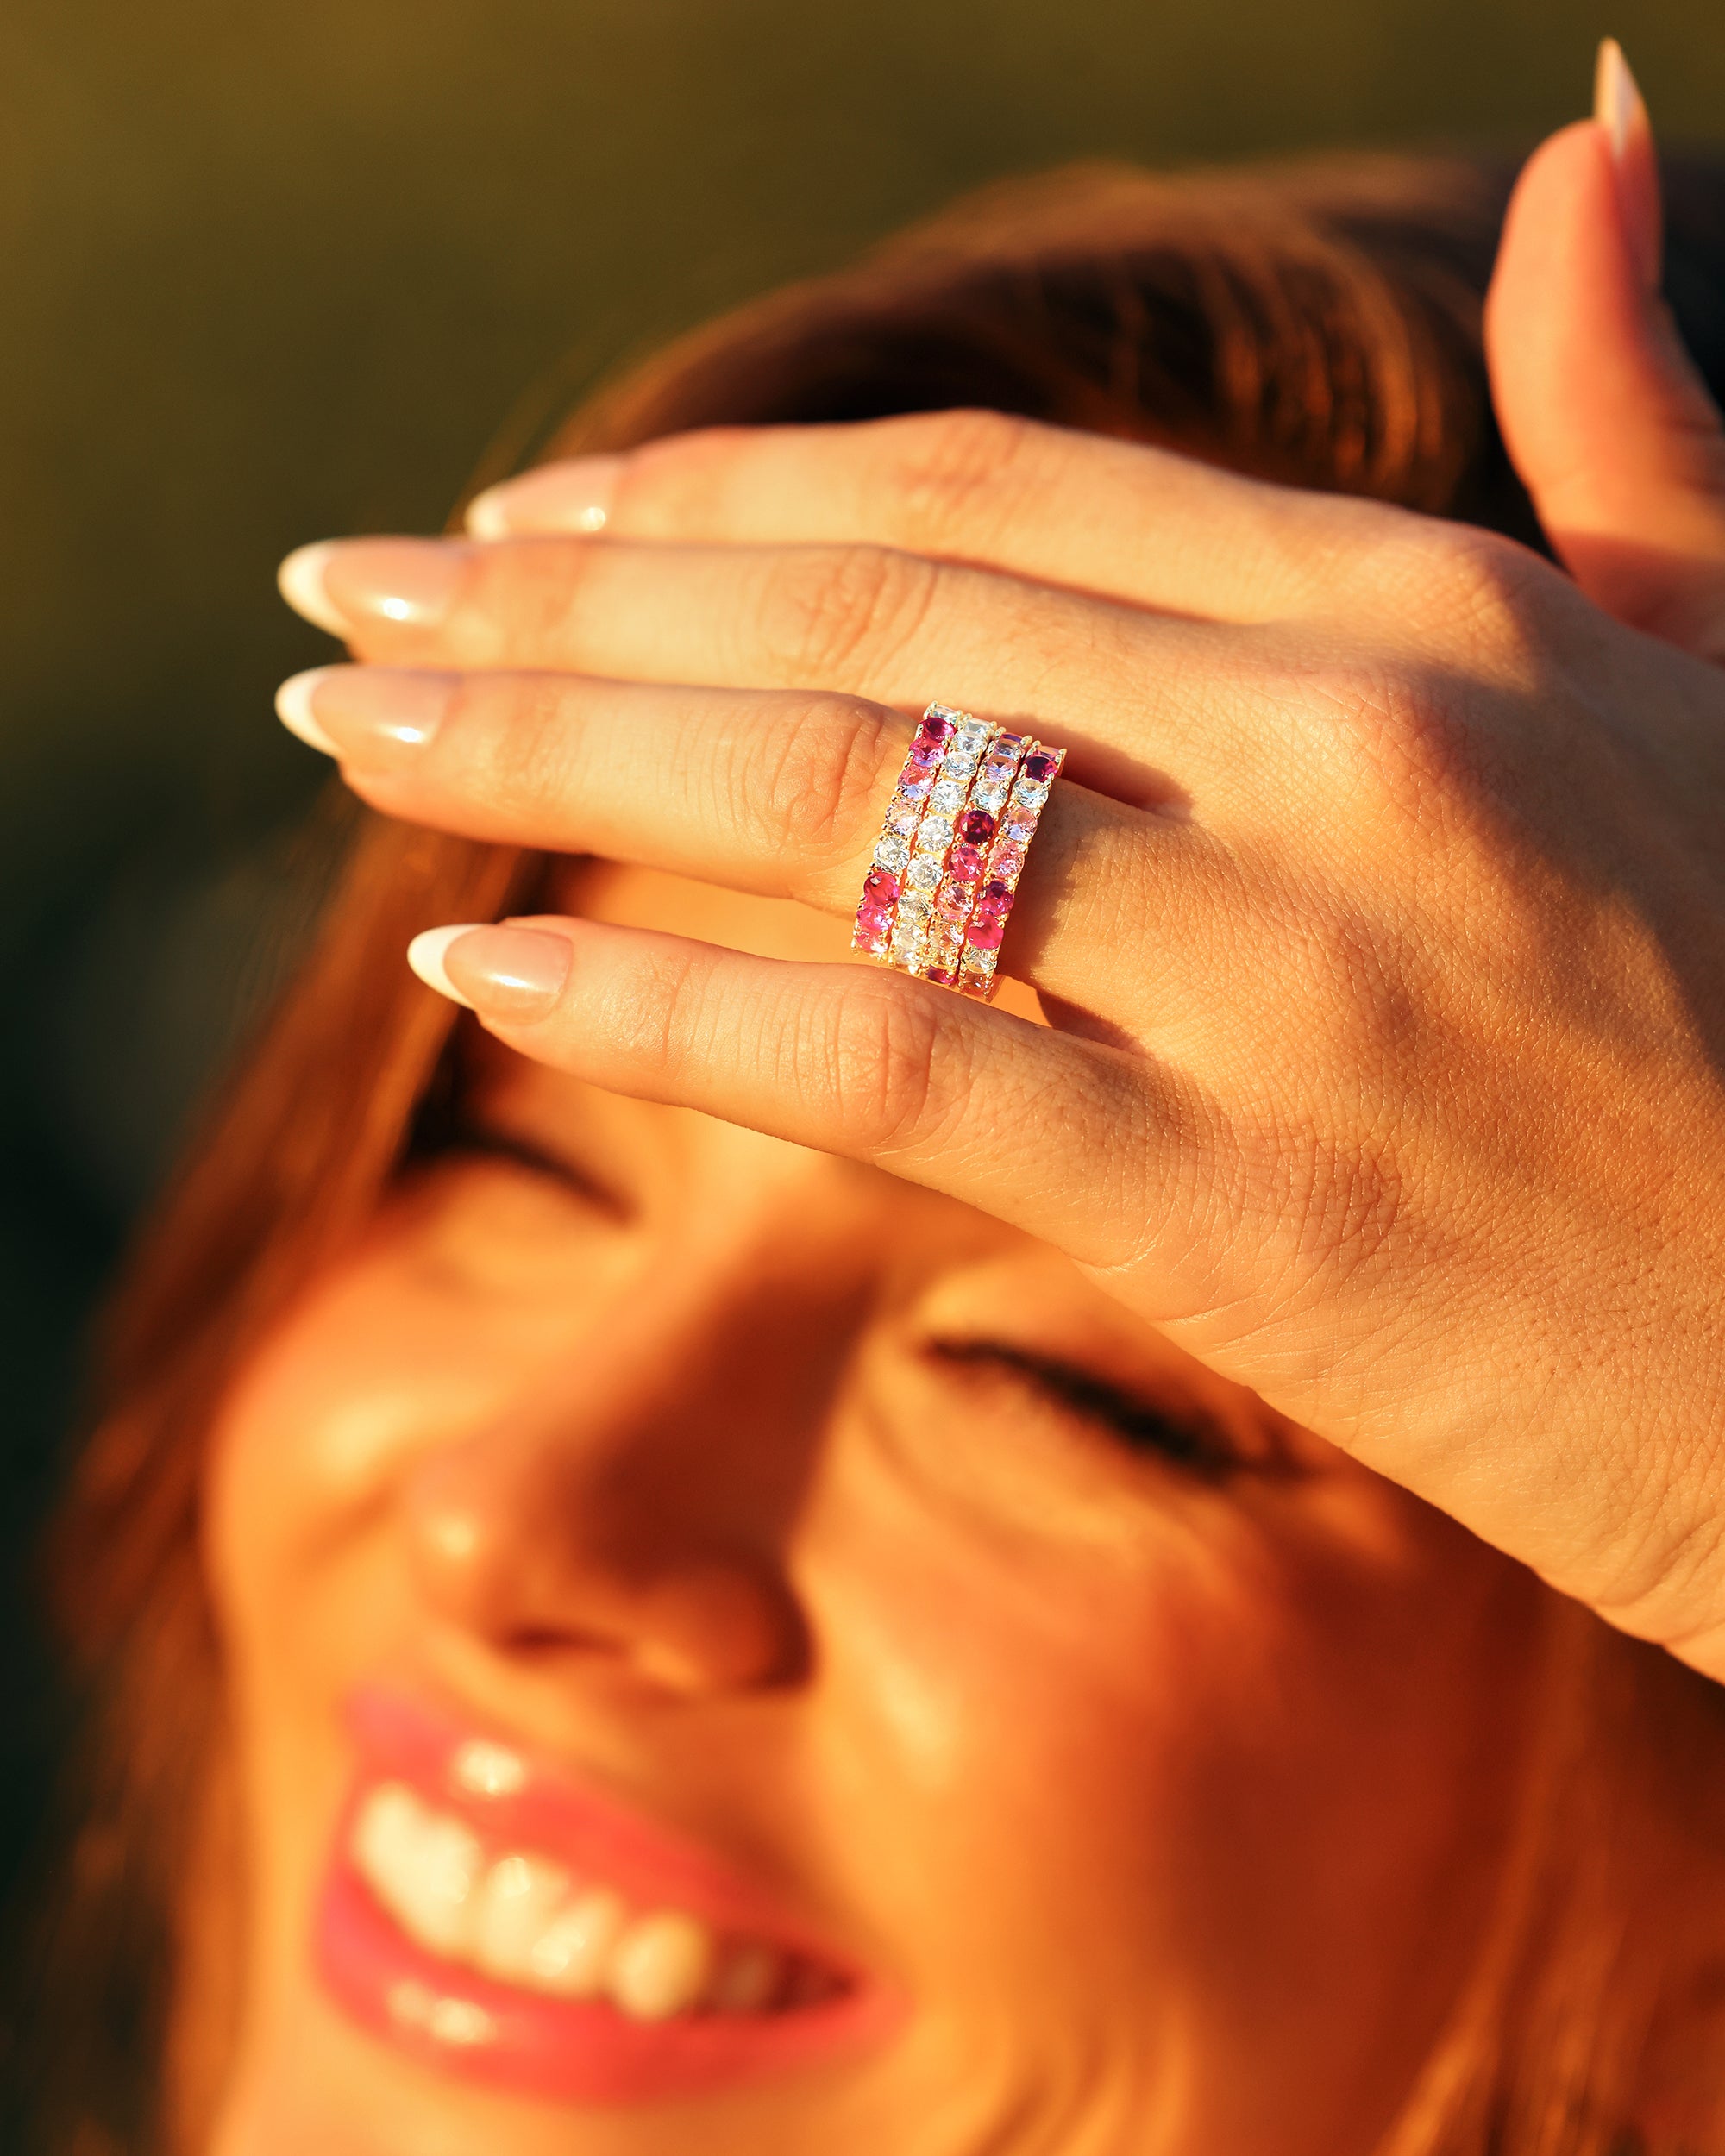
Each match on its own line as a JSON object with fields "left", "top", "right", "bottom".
{"left": 315, "top": 1686, "right": 896, "bottom": 2103}
{"left": 349, "top": 1777, "right": 836, "bottom": 2023}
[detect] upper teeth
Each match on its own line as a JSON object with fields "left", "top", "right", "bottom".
{"left": 350, "top": 1782, "right": 783, "bottom": 2022}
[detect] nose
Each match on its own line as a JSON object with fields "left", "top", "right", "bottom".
{"left": 400, "top": 1257, "right": 848, "bottom": 1695}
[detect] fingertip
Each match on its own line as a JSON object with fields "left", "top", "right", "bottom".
{"left": 407, "top": 924, "right": 484, "bottom": 1009}
{"left": 463, "top": 458, "right": 622, "bottom": 540}
{"left": 277, "top": 541, "right": 348, "bottom": 636}
{"left": 273, "top": 667, "right": 342, "bottom": 755}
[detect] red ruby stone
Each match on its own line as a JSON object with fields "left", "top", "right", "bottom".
{"left": 957, "top": 807, "right": 997, "bottom": 846}
{"left": 918, "top": 711, "right": 958, "bottom": 743}
{"left": 947, "top": 843, "right": 985, "bottom": 882}
{"left": 925, "top": 965, "right": 956, "bottom": 986}
{"left": 965, "top": 915, "right": 1006, "bottom": 950}
{"left": 862, "top": 867, "right": 900, "bottom": 904}
{"left": 1022, "top": 749, "right": 1057, "bottom": 783}
{"left": 980, "top": 878, "right": 1013, "bottom": 906}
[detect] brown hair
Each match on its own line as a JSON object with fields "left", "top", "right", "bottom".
{"left": 28, "top": 151, "right": 1725, "bottom": 2153}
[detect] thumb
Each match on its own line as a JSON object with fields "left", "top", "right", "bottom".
{"left": 1485, "top": 41, "right": 1725, "bottom": 663}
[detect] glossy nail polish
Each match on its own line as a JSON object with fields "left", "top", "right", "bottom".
{"left": 467, "top": 456, "right": 624, "bottom": 539}
{"left": 275, "top": 667, "right": 455, "bottom": 759}
{"left": 1594, "top": 38, "right": 1662, "bottom": 293}
{"left": 408, "top": 924, "right": 571, "bottom": 1020}
{"left": 278, "top": 538, "right": 469, "bottom": 636}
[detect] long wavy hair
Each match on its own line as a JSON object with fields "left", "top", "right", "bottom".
{"left": 23, "top": 149, "right": 1725, "bottom": 2154}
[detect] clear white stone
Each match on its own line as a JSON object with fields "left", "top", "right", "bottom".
{"left": 887, "top": 801, "right": 919, "bottom": 837}
{"left": 472, "top": 1852, "right": 574, "bottom": 1981}
{"left": 914, "top": 814, "right": 953, "bottom": 852}
{"left": 907, "top": 856, "right": 942, "bottom": 889}
{"left": 875, "top": 834, "right": 909, "bottom": 872}
{"left": 971, "top": 780, "right": 1007, "bottom": 813}
{"left": 527, "top": 1887, "right": 629, "bottom": 1999}
{"left": 608, "top": 1910, "right": 718, "bottom": 2022}
{"left": 941, "top": 748, "right": 980, "bottom": 775}
{"left": 1013, "top": 779, "right": 1050, "bottom": 810}
{"left": 931, "top": 779, "right": 965, "bottom": 812}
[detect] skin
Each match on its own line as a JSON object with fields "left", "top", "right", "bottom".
{"left": 274, "top": 91, "right": 1725, "bottom": 1681}
{"left": 204, "top": 862, "right": 1545, "bottom": 2156}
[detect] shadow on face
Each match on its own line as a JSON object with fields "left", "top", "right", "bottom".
{"left": 199, "top": 864, "right": 1543, "bottom": 2156}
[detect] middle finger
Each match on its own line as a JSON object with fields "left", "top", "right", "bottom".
{"left": 280, "top": 533, "right": 1255, "bottom": 801}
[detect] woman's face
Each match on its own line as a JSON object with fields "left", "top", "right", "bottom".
{"left": 202, "top": 863, "right": 1539, "bottom": 2156}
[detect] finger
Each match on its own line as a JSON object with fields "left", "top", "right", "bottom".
{"left": 278, "top": 663, "right": 1226, "bottom": 1021}
{"left": 404, "top": 912, "right": 1209, "bottom": 1269}
{"left": 276, "top": 532, "right": 1256, "bottom": 803}
{"left": 463, "top": 408, "right": 1388, "bottom": 624}
{"left": 1486, "top": 43, "right": 1725, "bottom": 662}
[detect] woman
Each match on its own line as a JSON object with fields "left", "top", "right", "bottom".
{"left": 34, "top": 46, "right": 1725, "bottom": 2156}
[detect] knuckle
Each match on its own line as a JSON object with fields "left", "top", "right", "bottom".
{"left": 742, "top": 694, "right": 900, "bottom": 880}
{"left": 615, "top": 426, "right": 753, "bottom": 527}
{"left": 818, "top": 973, "right": 971, "bottom": 1156}
{"left": 752, "top": 542, "right": 938, "bottom": 682}
{"left": 875, "top": 407, "right": 1044, "bottom": 548}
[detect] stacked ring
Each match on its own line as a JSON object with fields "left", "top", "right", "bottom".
{"left": 851, "top": 705, "right": 1065, "bottom": 1000}
{"left": 951, "top": 738, "right": 1065, "bottom": 1001}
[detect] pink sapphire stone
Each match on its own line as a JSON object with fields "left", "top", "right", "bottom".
{"left": 1022, "top": 749, "right": 1057, "bottom": 783}
{"left": 856, "top": 901, "right": 894, "bottom": 937}
{"left": 925, "top": 965, "right": 956, "bottom": 986}
{"left": 863, "top": 867, "right": 900, "bottom": 904}
{"left": 947, "top": 843, "right": 984, "bottom": 881}
{"left": 965, "top": 916, "right": 1006, "bottom": 950}
{"left": 919, "top": 712, "right": 958, "bottom": 743}
{"left": 908, "top": 740, "right": 941, "bottom": 770}
{"left": 957, "top": 808, "right": 997, "bottom": 846}
{"left": 991, "top": 842, "right": 1026, "bottom": 878}
{"left": 1004, "top": 816, "right": 1034, "bottom": 845}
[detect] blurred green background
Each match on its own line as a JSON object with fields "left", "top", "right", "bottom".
{"left": 2, "top": 0, "right": 1722, "bottom": 1960}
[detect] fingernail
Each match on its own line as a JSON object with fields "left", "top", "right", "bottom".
{"left": 1594, "top": 37, "right": 1662, "bottom": 291}
{"left": 408, "top": 923, "right": 571, "bottom": 1020}
{"left": 466, "top": 455, "right": 624, "bottom": 539}
{"left": 278, "top": 538, "right": 468, "bottom": 635}
{"left": 275, "top": 666, "right": 455, "bottom": 760}
{"left": 274, "top": 667, "right": 342, "bottom": 754}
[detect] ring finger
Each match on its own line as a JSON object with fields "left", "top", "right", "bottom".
{"left": 279, "top": 665, "right": 1235, "bottom": 1025}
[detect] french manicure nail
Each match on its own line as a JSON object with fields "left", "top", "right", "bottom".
{"left": 276, "top": 667, "right": 455, "bottom": 759}
{"left": 466, "top": 455, "right": 624, "bottom": 539}
{"left": 408, "top": 924, "right": 571, "bottom": 1020}
{"left": 274, "top": 667, "right": 342, "bottom": 754}
{"left": 278, "top": 538, "right": 469, "bottom": 635}
{"left": 1594, "top": 37, "right": 1662, "bottom": 292}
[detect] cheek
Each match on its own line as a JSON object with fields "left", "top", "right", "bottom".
{"left": 801, "top": 1457, "right": 1520, "bottom": 2006}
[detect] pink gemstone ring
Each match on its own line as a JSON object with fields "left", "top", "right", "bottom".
{"left": 850, "top": 704, "right": 1065, "bottom": 1001}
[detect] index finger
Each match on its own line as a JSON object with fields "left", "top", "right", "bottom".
{"left": 465, "top": 410, "right": 1387, "bottom": 624}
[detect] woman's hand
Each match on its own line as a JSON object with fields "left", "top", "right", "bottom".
{"left": 274, "top": 57, "right": 1725, "bottom": 1680}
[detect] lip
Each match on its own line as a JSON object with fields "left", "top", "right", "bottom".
{"left": 314, "top": 1684, "right": 901, "bottom": 2103}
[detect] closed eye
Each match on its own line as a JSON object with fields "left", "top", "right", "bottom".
{"left": 926, "top": 1338, "right": 1283, "bottom": 1477}
{"left": 408, "top": 1100, "right": 630, "bottom": 1221}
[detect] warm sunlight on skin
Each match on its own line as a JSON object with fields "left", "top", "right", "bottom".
{"left": 200, "top": 866, "right": 1544, "bottom": 2156}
